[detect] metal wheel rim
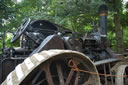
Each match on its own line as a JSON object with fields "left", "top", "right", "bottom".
{"left": 2, "top": 50, "right": 101, "bottom": 85}
{"left": 115, "top": 65, "right": 128, "bottom": 85}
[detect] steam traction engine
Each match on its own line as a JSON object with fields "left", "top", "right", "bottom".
{"left": 0, "top": 4, "right": 127, "bottom": 85}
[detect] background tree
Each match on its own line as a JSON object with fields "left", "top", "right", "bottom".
{"left": 0, "top": 0, "right": 128, "bottom": 54}
{"left": 106, "top": 0, "right": 128, "bottom": 53}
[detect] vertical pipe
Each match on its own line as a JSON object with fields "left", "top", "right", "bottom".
{"left": 108, "top": 63, "right": 114, "bottom": 85}
{"left": 104, "top": 64, "right": 108, "bottom": 85}
{"left": 99, "top": 4, "right": 108, "bottom": 48}
{"left": 99, "top": 4, "right": 108, "bottom": 36}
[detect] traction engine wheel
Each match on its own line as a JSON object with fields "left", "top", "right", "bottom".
{"left": 2, "top": 50, "right": 100, "bottom": 85}
{"left": 115, "top": 65, "right": 128, "bottom": 85}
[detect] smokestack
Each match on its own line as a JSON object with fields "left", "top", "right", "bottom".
{"left": 99, "top": 4, "right": 108, "bottom": 36}
{"left": 99, "top": 4, "right": 108, "bottom": 48}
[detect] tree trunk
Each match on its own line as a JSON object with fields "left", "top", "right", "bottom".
{"left": 114, "top": 13, "right": 124, "bottom": 53}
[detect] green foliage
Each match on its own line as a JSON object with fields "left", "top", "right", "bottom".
{"left": 0, "top": 0, "right": 128, "bottom": 53}
{"left": 123, "top": 27, "right": 128, "bottom": 48}
{"left": 107, "top": 31, "right": 116, "bottom": 50}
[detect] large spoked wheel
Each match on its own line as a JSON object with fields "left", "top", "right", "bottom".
{"left": 2, "top": 50, "right": 100, "bottom": 85}
{"left": 11, "top": 18, "right": 31, "bottom": 43}
{"left": 115, "top": 65, "right": 128, "bottom": 85}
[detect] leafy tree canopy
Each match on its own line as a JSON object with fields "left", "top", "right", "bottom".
{"left": 0, "top": 0, "right": 128, "bottom": 53}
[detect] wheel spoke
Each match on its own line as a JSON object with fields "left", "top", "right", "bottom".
{"left": 74, "top": 71, "right": 80, "bottom": 85}
{"left": 32, "top": 70, "right": 43, "bottom": 84}
{"left": 36, "top": 79, "right": 45, "bottom": 85}
{"left": 56, "top": 63, "right": 65, "bottom": 85}
{"left": 65, "top": 69, "right": 74, "bottom": 85}
{"left": 42, "top": 63, "right": 54, "bottom": 85}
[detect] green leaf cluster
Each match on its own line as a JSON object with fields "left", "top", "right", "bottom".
{"left": 0, "top": 0, "right": 127, "bottom": 53}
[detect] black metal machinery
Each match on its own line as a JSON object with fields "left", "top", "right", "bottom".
{"left": 0, "top": 4, "right": 126, "bottom": 85}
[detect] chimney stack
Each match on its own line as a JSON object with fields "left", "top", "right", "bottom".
{"left": 99, "top": 4, "right": 108, "bottom": 48}
{"left": 99, "top": 4, "right": 108, "bottom": 36}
